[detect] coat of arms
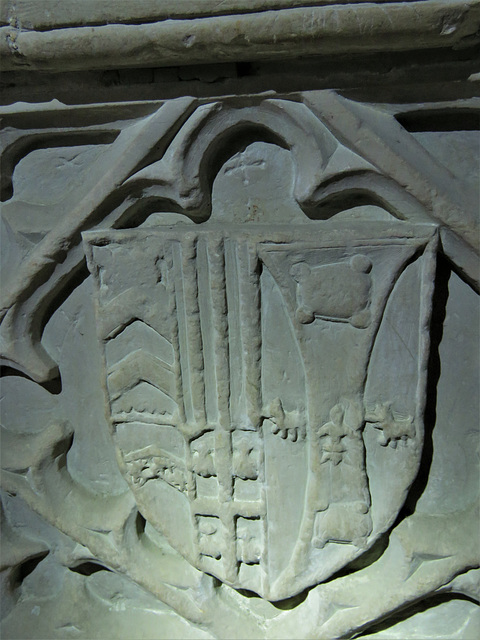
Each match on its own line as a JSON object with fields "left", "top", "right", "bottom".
{"left": 84, "top": 221, "right": 437, "bottom": 600}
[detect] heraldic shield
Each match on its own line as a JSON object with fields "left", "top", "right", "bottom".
{"left": 84, "top": 222, "right": 437, "bottom": 601}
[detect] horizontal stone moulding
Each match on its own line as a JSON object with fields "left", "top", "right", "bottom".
{"left": 0, "top": 0, "right": 479, "bottom": 72}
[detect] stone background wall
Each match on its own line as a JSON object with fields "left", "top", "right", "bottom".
{"left": 1, "top": 2, "right": 479, "bottom": 638}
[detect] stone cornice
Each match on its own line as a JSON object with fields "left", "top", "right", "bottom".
{"left": 0, "top": 0, "right": 479, "bottom": 72}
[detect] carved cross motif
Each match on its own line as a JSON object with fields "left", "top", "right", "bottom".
{"left": 224, "top": 150, "right": 265, "bottom": 186}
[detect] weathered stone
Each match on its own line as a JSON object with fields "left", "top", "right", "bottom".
{"left": 0, "top": 3, "right": 478, "bottom": 639}
{"left": 1, "top": 1, "right": 479, "bottom": 72}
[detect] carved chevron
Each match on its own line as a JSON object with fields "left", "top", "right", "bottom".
{"left": 96, "top": 292, "right": 167, "bottom": 341}
{"left": 107, "top": 350, "right": 175, "bottom": 402}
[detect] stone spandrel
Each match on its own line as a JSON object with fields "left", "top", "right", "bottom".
{"left": 0, "top": 86, "right": 478, "bottom": 638}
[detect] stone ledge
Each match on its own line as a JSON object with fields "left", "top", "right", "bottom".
{"left": 0, "top": 1, "right": 434, "bottom": 29}
{"left": 1, "top": 0, "right": 479, "bottom": 72}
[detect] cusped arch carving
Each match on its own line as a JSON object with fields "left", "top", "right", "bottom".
{"left": 0, "top": 96, "right": 432, "bottom": 384}
{"left": 122, "top": 99, "right": 429, "bottom": 222}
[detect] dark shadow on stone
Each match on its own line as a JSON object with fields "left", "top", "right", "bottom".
{"left": 235, "top": 586, "right": 310, "bottom": 610}
{"left": 3, "top": 45, "right": 479, "bottom": 107}
{"left": 211, "top": 576, "right": 223, "bottom": 589}
{"left": 10, "top": 551, "right": 49, "bottom": 589}
{"left": 396, "top": 108, "right": 480, "bottom": 132}
{"left": 135, "top": 511, "right": 147, "bottom": 537}
{"left": 324, "top": 532, "right": 391, "bottom": 584}
{"left": 236, "top": 62, "right": 256, "bottom": 78}
{"left": 354, "top": 592, "right": 479, "bottom": 638}
{"left": 236, "top": 588, "right": 260, "bottom": 599}
{"left": 393, "top": 254, "right": 451, "bottom": 524}
{"left": 69, "top": 561, "right": 113, "bottom": 576}
{"left": 51, "top": 432, "right": 74, "bottom": 465}
{"left": 271, "top": 589, "right": 309, "bottom": 610}
{"left": 0, "top": 365, "right": 62, "bottom": 395}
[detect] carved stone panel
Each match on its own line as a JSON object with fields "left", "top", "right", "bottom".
{"left": 1, "top": 78, "right": 478, "bottom": 639}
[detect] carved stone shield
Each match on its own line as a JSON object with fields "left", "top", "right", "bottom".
{"left": 84, "top": 222, "right": 437, "bottom": 600}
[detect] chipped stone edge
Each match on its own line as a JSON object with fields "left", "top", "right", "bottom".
{"left": 0, "top": 0, "right": 479, "bottom": 72}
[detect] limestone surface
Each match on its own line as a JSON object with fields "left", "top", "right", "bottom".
{"left": 0, "top": 28, "right": 479, "bottom": 639}
{"left": 1, "top": 1, "right": 479, "bottom": 71}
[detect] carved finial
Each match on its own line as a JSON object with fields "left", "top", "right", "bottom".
{"left": 317, "top": 404, "right": 348, "bottom": 465}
